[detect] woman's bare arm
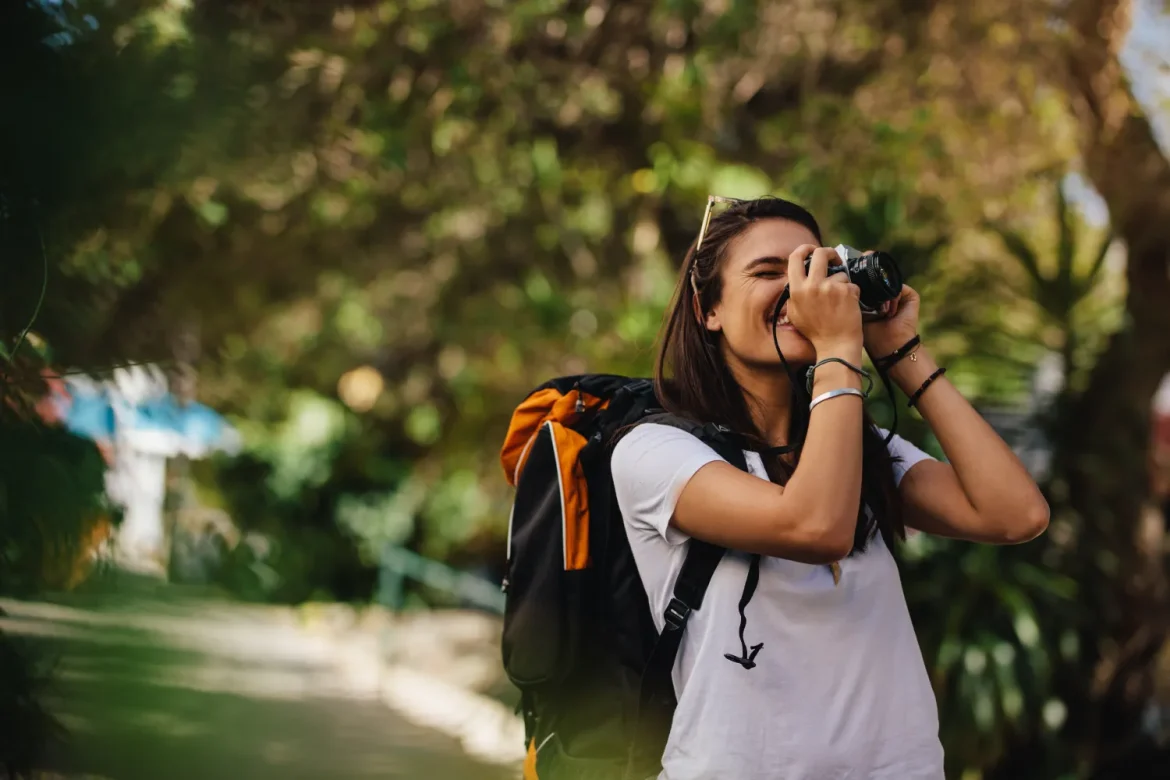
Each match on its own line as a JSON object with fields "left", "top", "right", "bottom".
{"left": 889, "top": 348, "right": 1049, "bottom": 543}
{"left": 672, "top": 357, "right": 864, "bottom": 562}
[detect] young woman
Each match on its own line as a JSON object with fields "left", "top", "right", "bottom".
{"left": 611, "top": 196, "right": 1049, "bottom": 779}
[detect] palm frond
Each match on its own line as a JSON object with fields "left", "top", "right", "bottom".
{"left": 1084, "top": 229, "right": 1115, "bottom": 289}
{"left": 1056, "top": 182, "right": 1075, "bottom": 296}
{"left": 987, "top": 222, "right": 1046, "bottom": 292}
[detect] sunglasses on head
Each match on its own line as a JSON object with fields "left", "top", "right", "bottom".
{"left": 691, "top": 195, "right": 747, "bottom": 300}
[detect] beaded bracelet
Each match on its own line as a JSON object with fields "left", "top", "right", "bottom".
{"left": 907, "top": 367, "right": 947, "bottom": 408}
{"left": 874, "top": 334, "right": 921, "bottom": 373}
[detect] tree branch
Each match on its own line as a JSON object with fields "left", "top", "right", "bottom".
{"left": 1066, "top": 0, "right": 1170, "bottom": 260}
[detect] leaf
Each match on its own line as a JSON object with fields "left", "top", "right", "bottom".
{"left": 987, "top": 222, "right": 1046, "bottom": 294}
{"left": 1084, "top": 229, "right": 1115, "bottom": 289}
{"left": 1055, "top": 180, "right": 1074, "bottom": 297}
{"left": 1009, "top": 561, "right": 1078, "bottom": 601}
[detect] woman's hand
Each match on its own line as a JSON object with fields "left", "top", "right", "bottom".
{"left": 787, "top": 245, "right": 863, "bottom": 358}
{"left": 863, "top": 284, "right": 920, "bottom": 362}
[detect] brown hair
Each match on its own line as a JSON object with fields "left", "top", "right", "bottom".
{"left": 653, "top": 197, "right": 905, "bottom": 554}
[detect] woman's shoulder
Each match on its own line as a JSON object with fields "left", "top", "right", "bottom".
{"left": 610, "top": 422, "right": 730, "bottom": 539}
{"left": 611, "top": 421, "right": 723, "bottom": 471}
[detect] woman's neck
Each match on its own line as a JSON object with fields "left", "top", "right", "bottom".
{"left": 727, "top": 357, "right": 796, "bottom": 448}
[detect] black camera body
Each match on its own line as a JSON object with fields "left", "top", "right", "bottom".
{"left": 806, "top": 244, "right": 903, "bottom": 315}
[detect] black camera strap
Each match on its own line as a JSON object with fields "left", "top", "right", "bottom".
{"left": 770, "top": 288, "right": 897, "bottom": 446}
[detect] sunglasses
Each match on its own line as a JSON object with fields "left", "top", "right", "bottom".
{"left": 695, "top": 194, "right": 747, "bottom": 251}
{"left": 691, "top": 194, "right": 746, "bottom": 300}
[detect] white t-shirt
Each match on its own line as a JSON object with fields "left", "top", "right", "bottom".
{"left": 611, "top": 423, "right": 945, "bottom": 780}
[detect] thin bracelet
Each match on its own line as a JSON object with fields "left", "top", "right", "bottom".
{"left": 907, "top": 367, "right": 947, "bottom": 408}
{"left": 809, "top": 387, "right": 865, "bottom": 411}
{"left": 805, "top": 358, "right": 874, "bottom": 397}
{"left": 875, "top": 335, "right": 921, "bottom": 372}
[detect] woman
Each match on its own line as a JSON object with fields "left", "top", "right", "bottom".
{"left": 611, "top": 196, "right": 1049, "bottom": 779}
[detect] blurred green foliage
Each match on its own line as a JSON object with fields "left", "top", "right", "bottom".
{"left": 3, "top": 0, "right": 1170, "bottom": 777}
{"left": 0, "top": 419, "right": 113, "bottom": 596}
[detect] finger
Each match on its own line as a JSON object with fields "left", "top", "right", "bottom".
{"left": 787, "top": 244, "right": 817, "bottom": 284}
{"left": 807, "top": 247, "right": 839, "bottom": 281}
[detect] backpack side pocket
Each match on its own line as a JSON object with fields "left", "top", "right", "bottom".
{"left": 503, "top": 421, "right": 591, "bottom": 687}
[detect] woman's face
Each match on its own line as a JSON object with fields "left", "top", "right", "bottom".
{"left": 705, "top": 218, "right": 822, "bottom": 370}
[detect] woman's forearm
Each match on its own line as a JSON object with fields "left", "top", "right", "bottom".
{"left": 887, "top": 347, "right": 1050, "bottom": 538}
{"left": 783, "top": 345, "right": 866, "bottom": 552}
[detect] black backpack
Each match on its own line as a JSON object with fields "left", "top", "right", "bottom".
{"left": 498, "top": 374, "right": 750, "bottom": 780}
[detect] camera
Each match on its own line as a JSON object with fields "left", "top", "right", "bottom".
{"left": 806, "top": 244, "right": 903, "bottom": 315}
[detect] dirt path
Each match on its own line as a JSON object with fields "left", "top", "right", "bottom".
{"left": 1, "top": 580, "right": 516, "bottom": 780}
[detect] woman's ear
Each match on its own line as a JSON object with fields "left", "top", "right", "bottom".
{"left": 704, "top": 304, "right": 723, "bottom": 333}
{"left": 691, "top": 285, "right": 721, "bottom": 331}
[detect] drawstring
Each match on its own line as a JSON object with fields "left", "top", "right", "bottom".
{"left": 719, "top": 293, "right": 807, "bottom": 671}
{"left": 724, "top": 554, "right": 764, "bottom": 669}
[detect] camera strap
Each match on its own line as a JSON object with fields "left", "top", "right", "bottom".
{"left": 771, "top": 287, "right": 898, "bottom": 446}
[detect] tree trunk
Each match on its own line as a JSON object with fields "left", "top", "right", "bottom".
{"left": 1059, "top": 0, "right": 1170, "bottom": 771}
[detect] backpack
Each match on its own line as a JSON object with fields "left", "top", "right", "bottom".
{"left": 498, "top": 374, "right": 751, "bottom": 780}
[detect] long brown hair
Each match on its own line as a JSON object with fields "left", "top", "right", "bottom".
{"left": 654, "top": 197, "right": 905, "bottom": 554}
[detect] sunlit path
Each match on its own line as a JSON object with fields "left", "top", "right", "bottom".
{"left": 1, "top": 577, "right": 515, "bottom": 780}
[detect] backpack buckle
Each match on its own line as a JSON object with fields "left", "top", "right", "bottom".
{"left": 663, "top": 597, "right": 691, "bottom": 631}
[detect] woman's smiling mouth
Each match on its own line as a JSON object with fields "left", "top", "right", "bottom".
{"left": 769, "top": 304, "right": 795, "bottom": 328}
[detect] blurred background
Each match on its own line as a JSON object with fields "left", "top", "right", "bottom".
{"left": 2, "top": 0, "right": 1169, "bottom": 778}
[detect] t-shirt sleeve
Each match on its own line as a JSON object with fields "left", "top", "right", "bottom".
{"left": 873, "top": 425, "right": 936, "bottom": 486}
{"left": 610, "top": 423, "right": 725, "bottom": 546}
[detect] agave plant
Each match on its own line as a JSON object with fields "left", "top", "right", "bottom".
{"left": 985, "top": 179, "right": 1117, "bottom": 399}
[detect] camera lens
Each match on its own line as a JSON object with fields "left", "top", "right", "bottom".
{"left": 853, "top": 251, "right": 902, "bottom": 309}
{"left": 799, "top": 249, "right": 904, "bottom": 311}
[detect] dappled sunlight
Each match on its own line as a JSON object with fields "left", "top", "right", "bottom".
{"left": 2, "top": 587, "right": 518, "bottom": 780}
{"left": 129, "top": 709, "right": 209, "bottom": 740}
{"left": 4, "top": 0, "right": 1170, "bottom": 777}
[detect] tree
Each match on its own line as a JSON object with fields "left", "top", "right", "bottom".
{"left": 5, "top": 1, "right": 1170, "bottom": 775}
{"left": 1053, "top": 0, "right": 1170, "bottom": 774}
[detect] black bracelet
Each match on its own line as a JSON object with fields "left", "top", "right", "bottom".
{"left": 874, "top": 335, "right": 921, "bottom": 373}
{"left": 805, "top": 357, "right": 873, "bottom": 397}
{"left": 907, "top": 367, "right": 946, "bottom": 408}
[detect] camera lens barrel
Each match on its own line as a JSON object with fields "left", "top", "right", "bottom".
{"left": 854, "top": 251, "right": 903, "bottom": 307}
{"left": 803, "top": 249, "right": 903, "bottom": 310}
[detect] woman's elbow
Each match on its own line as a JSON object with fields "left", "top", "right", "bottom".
{"left": 773, "top": 518, "right": 854, "bottom": 563}
{"left": 1003, "top": 500, "right": 1050, "bottom": 544}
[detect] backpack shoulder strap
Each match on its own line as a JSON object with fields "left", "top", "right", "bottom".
{"left": 637, "top": 412, "right": 750, "bottom": 472}
{"left": 625, "top": 414, "right": 751, "bottom": 777}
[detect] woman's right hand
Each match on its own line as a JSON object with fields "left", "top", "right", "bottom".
{"left": 786, "top": 244, "right": 863, "bottom": 356}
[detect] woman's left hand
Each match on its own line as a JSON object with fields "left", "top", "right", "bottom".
{"left": 863, "top": 284, "right": 921, "bottom": 362}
